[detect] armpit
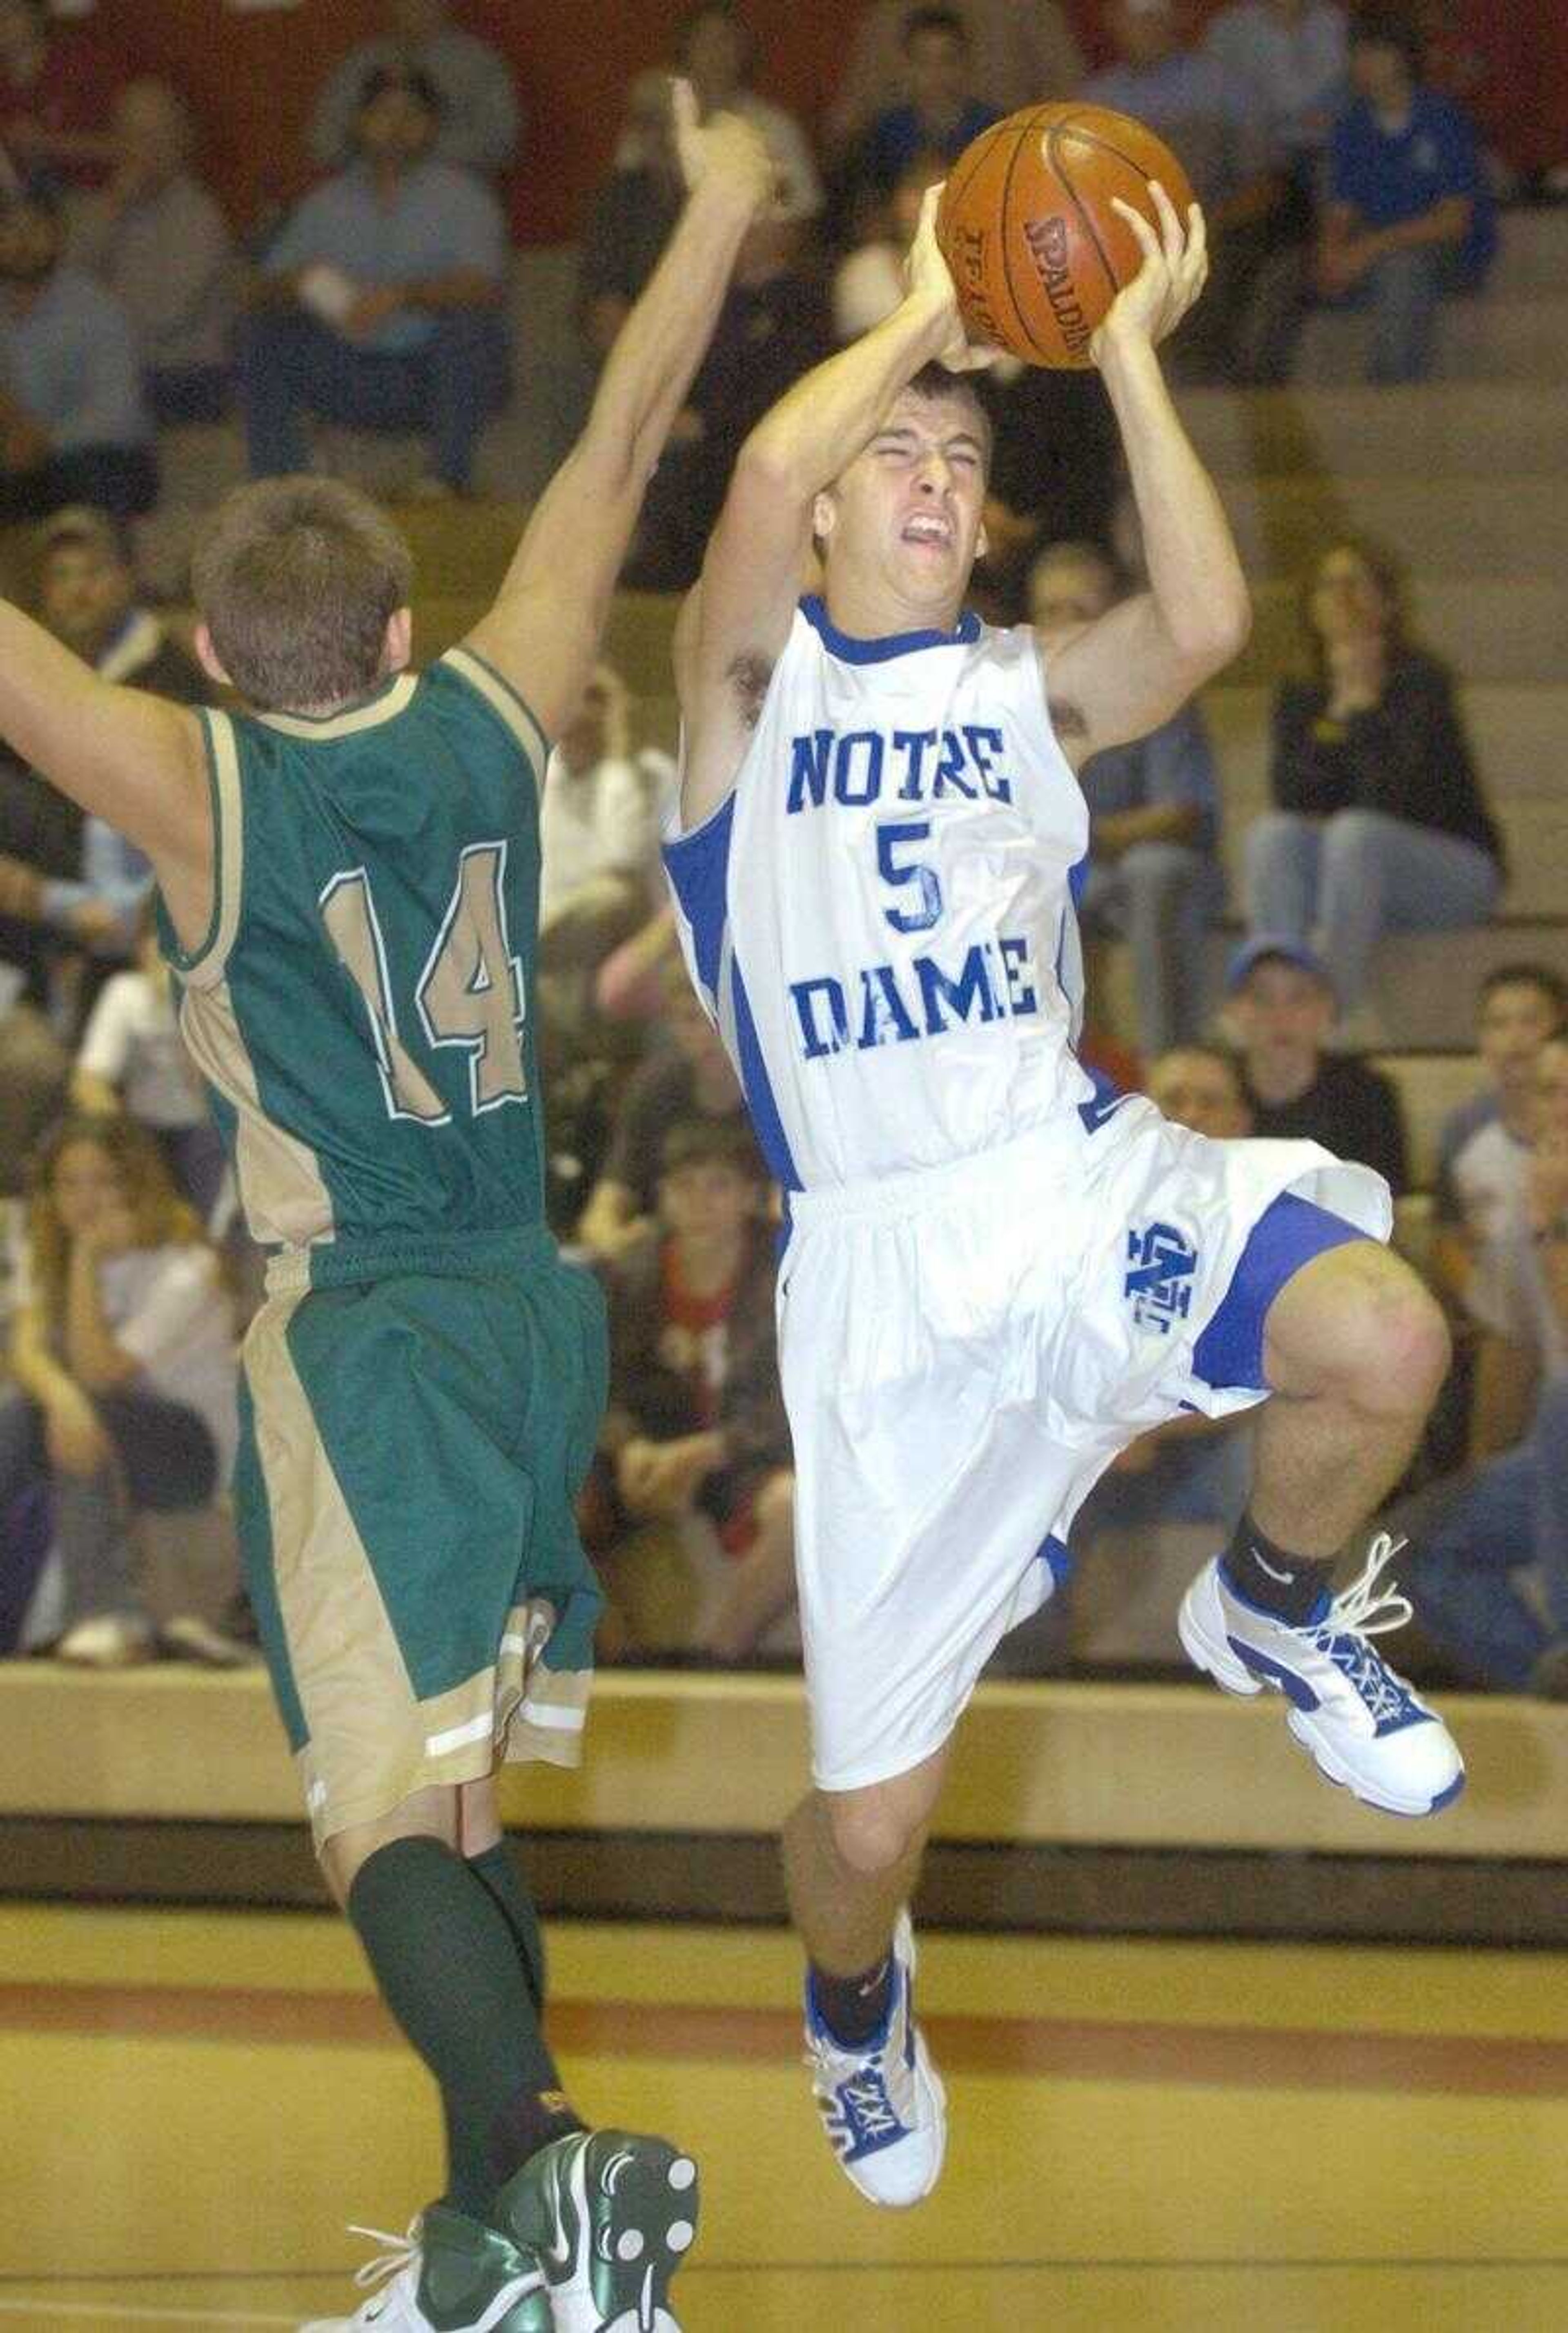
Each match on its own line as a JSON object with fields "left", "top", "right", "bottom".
{"left": 728, "top": 653, "right": 773, "bottom": 731}
{"left": 1049, "top": 695, "right": 1089, "bottom": 741}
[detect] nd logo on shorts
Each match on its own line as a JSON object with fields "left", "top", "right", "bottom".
{"left": 1124, "top": 1220, "right": 1199, "bottom": 1335}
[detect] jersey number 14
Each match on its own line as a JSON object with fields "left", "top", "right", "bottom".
{"left": 321, "top": 840, "right": 527, "bottom": 1124}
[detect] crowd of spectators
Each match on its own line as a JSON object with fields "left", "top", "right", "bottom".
{"left": 0, "top": 1, "right": 1559, "bottom": 1703}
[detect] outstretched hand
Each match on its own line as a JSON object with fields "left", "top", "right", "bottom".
{"left": 1092, "top": 182, "right": 1208, "bottom": 364}
{"left": 670, "top": 76, "right": 777, "bottom": 217}
{"left": 904, "top": 182, "right": 1002, "bottom": 374}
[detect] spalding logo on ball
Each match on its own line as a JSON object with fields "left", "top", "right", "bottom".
{"left": 936, "top": 102, "right": 1196, "bottom": 369}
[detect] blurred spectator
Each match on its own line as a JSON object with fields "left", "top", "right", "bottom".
{"left": 541, "top": 665, "right": 661, "bottom": 940}
{"left": 849, "top": 8, "right": 1002, "bottom": 203}
{"left": 0, "top": 190, "right": 156, "bottom": 522}
{"left": 537, "top": 663, "right": 671, "bottom": 1067}
{"left": 0, "top": 508, "right": 206, "bottom": 967}
{"left": 1073, "top": 1044, "right": 1256, "bottom": 1549}
{"left": 584, "top": 1117, "right": 794, "bottom": 1662}
{"left": 71, "top": 906, "right": 228, "bottom": 1227}
{"left": 309, "top": 0, "right": 520, "bottom": 183}
{"left": 1083, "top": 0, "right": 1293, "bottom": 384}
{"left": 1414, "top": 1035, "right": 1568, "bottom": 1695}
{"left": 832, "top": 150, "right": 943, "bottom": 344}
{"left": 1317, "top": 10, "right": 1495, "bottom": 386}
{"left": 1433, "top": 966, "right": 1568, "bottom": 1332}
{"left": 1223, "top": 937, "right": 1409, "bottom": 1195}
{"left": 577, "top": 71, "right": 684, "bottom": 368}
{"left": 239, "top": 65, "right": 509, "bottom": 495}
{"left": 1032, "top": 540, "right": 1223, "bottom": 1053}
{"left": 1244, "top": 538, "right": 1501, "bottom": 1017}
{"left": 826, "top": 0, "right": 1083, "bottom": 153}
{"left": 577, "top": 953, "right": 749, "bottom": 1260}
{"left": 0, "top": 0, "right": 124, "bottom": 193}
{"left": 1204, "top": 0, "right": 1347, "bottom": 171}
{"left": 621, "top": 215, "right": 831, "bottom": 590}
{"left": 71, "top": 80, "right": 238, "bottom": 428}
{"left": 0, "top": 973, "right": 66, "bottom": 1198}
{"left": 677, "top": 1, "right": 824, "bottom": 225}
{"left": 0, "top": 1116, "right": 236, "bottom": 1664}
{"left": 1202, "top": 0, "right": 1348, "bottom": 374}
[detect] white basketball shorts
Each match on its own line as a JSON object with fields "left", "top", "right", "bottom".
{"left": 777, "top": 1096, "right": 1392, "bottom": 1793}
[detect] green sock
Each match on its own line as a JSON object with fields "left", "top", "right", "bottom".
{"left": 468, "top": 1840, "right": 548, "bottom": 2018}
{"left": 347, "top": 1835, "right": 567, "bottom": 2217}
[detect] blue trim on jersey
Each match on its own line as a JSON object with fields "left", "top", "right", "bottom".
{"left": 730, "top": 959, "right": 803, "bottom": 1193}
{"left": 1067, "top": 851, "right": 1089, "bottom": 909}
{"left": 1040, "top": 1533, "right": 1073, "bottom": 1586}
{"left": 800, "top": 592, "right": 981, "bottom": 665}
{"left": 662, "top": 794, "right": 735, "bottom": 1008}
{"left": 1192, "top": 1193, "right": 1369, "bottom": 1393}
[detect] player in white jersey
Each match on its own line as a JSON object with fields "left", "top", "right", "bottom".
{"left": 667, "top": 183, "right": 1465, "bottom": 2206}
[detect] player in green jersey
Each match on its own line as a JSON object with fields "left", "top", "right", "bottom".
{"left": 0, "top": 87, "right": 773, "bottom": 2333}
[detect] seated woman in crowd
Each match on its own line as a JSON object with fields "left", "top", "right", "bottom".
{"left": 581, "top": 1116, "right": 795, "bottom": 1664}
{"left": 1245, "top": 536, "right": 1502, "bottom": 1021}
{"left": 0, "top": 1115, "right": 236, "bottom": 1664}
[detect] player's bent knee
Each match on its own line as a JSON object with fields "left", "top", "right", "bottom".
{"left": 1342, "top": 1257, "right": 1450, "bottom": 1415}
{"left": 319, "top": 1785, "right": 463, "bottom": 1907}
{"left": 827, "top": 1790, "right": 924, "bottom": 1879}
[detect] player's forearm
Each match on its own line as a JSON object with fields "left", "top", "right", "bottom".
{"left": 1098, "top": 336, "right": 1249, "bottom": 668}
{"left": 584, "top": 178, "right": 760, "bottom": 493}
{"left": 739, "top": 287, "right": 955, "bottom": 498}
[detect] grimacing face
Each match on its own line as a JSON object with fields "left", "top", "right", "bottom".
{"left": 817, "top": 389, "right": 989, "bottom": 615}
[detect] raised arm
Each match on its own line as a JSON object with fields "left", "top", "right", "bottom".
{"left": 0, "top": 603, "right": 212, "bottom": 952}
{"left": 462, "top": 86, "right": 773, "bottom": 746}
{"left": 677, "top": 185, "right": 987, "bottom": 827}
{"left": 1042, "top": 187, "right": 1251, "bottom": 774}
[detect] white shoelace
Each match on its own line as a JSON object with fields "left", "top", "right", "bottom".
{"left": 1310, "top": 1533, "right": 1417, "bottom": 1726}
{"left": 1321, "top": 1532, "right": 1414, "bottom": 1640}
{"left": 346, "top": 2222, "right": 423, "bottom": 2294}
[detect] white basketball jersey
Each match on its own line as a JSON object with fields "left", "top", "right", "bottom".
{"left": 664, "top": 595, "right": 1095, "bottom": 1192}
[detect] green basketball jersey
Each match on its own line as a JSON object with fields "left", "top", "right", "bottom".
{"left": 160, "top": 647, "right": 553, "bottom": 1262}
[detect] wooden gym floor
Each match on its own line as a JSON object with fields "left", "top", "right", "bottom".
{"left": 4, "top": 1904, "right": 1568, "bottom": 2331}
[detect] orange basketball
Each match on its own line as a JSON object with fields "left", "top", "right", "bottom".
{"left": 935, "top": 103, "right": 1197, "bottom": 369}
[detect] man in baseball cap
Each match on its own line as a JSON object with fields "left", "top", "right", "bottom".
{"left": 1225, "top": 934, "right": 1409, "bottom": 1193}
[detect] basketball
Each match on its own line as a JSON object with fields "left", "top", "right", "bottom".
{"left": 935, "top": 103, "right": 1198, "bottom": 369}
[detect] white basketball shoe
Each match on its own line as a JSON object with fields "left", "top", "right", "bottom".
{"left": 804, "top": 1910, "right": 947, "bottom": 2208}
{"left": 1179, "top": 1533, "right": 1466, "bottom": 1818}
{"left": 299, "top": 2207, "right": 548, "bottom": 2331}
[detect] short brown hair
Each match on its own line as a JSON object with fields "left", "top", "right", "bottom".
{"left": 904, "top": 360, "right": 993, "bottom": 472}
{"left": 192, "top": 477, "right": 414, "bottom": 714}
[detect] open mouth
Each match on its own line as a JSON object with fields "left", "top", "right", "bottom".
{"left": 901, "top": 514, "right": 953, "bottom": 551}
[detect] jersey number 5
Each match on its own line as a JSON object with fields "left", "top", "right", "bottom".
{"left": 321, "top": 842, "right": 527, "bottom": 1125}
{"left": 877, "top": 819, "right": 944, "bottom": 934}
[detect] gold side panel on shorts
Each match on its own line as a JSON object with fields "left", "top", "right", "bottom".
{"left": 178, "top": 976, "right": 337, "bottom": 1251}
{"left": 247, "top": 1298, "right": 589, "bottom": 1850}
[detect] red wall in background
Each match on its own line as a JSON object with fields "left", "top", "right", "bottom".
{"left": 69, "top": 1, "right": 1568, "bottom": 244}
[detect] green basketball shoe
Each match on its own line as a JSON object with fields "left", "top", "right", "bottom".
{"left": 493, "top": 2129, "right": 700, "bottom": 2332}
{"left": 301, "top": 2204, "right": 550, "bottom": 2331}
